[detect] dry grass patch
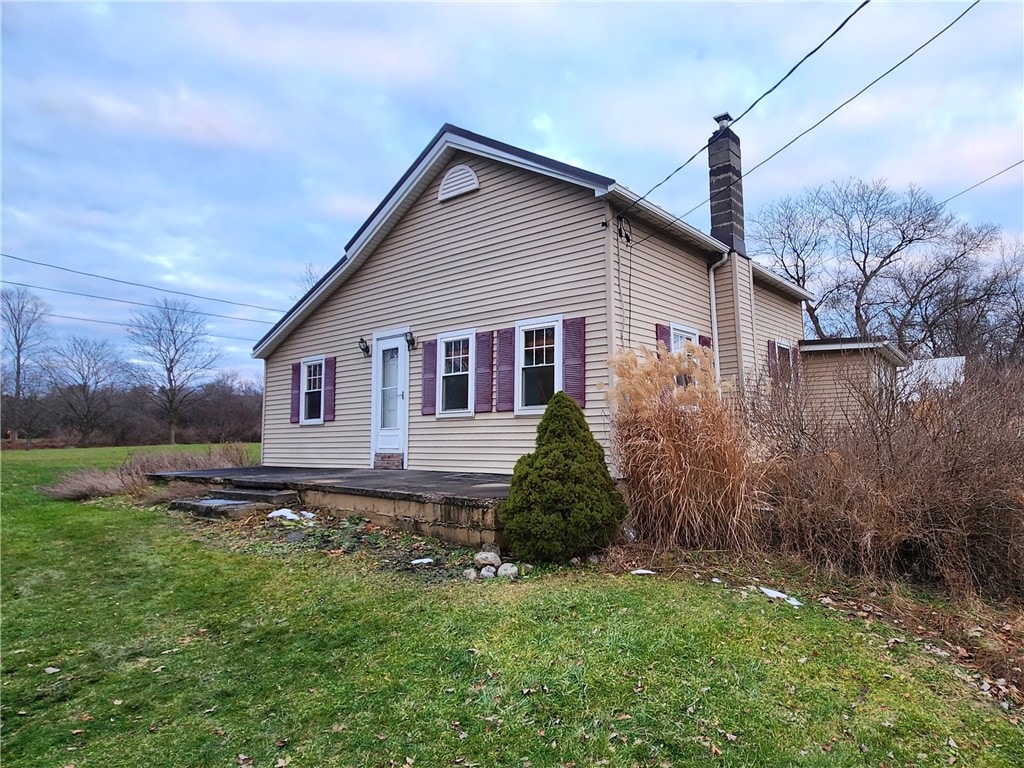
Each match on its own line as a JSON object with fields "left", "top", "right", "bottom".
{"left": 42, "top": 443, "right": 254, "bottom": 501}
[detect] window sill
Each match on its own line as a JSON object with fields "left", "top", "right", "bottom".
{"left": 435, "top": 411, "right": 475, "bottom": 420}
{"left": 298, "top": 419, "right": 325, "bottom": 426}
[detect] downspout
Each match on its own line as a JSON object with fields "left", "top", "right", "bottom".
{"left": 708, "top": 250, "right": 730, "bottom": 381}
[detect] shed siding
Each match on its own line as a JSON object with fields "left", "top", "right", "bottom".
{"left": 801, "top": 350, "right": 880, "bottom": 426}
{"left": 262, "top": 153, "right": 609, "bottom": 473}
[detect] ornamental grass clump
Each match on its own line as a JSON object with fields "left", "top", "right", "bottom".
{"left": 608, "top": 343, "right": 766, "bottom": 552}
{"left": 499, "top": 392, "right": 627, "bottom": 563}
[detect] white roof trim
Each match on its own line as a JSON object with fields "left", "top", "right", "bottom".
{"left": 751, "top": 262, "right": 816, "bottom": 302}
{"left": 603, "top": 184, "right": 728, "bottom": 255}
{"left": 800, "top": 340, "right": 910, "bottom": 368}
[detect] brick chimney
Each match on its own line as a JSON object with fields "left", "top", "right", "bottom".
{"left": 708, "top": 112, "right": 745, "bottom": 256}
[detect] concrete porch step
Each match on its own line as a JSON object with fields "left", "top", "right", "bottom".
{"left": 212, "top": 487, "right": 299, "bottom": 505}
{"left": 170, "top": 498, "right": 274, "bottom": 520}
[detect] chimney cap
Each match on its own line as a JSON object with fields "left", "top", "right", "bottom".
{"left": 713, "top": 112, "right": 733, "bottom": 128}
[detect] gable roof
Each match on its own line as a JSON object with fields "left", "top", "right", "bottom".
{"left": 253, "top": 124, "right": 797, "bottom": 359}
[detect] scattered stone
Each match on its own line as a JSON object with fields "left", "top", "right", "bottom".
{"left": 481, "top": 543, "right": 501, "bottom": 556}
{"left": 410, "top": 558, "right": 434, "bottom": 566}
{"left": 569, "top": 557, "right": 582, "bottom": 567}
{"left": 497, "top": 563, "right": 519, "bottom": 579}
{"left": 473, "top": 551, "right": 501, "bottom": 569}
{"left": 521, "top": 564, "right": 534, "bottom": 574}
{"left": 479, "top": 566, "right": 497, "bottom": 579}
{"left": 284, "top": 531, "right": 307, "bottom": 543}
{"left": 463, "top": 567, "right": 479, "bottom": 581}
{"left": 44, "top": 667, "right": 61, "bottom": 675}
{"left": 711, "top": 577, "right": 722, "bottom": 584}
{"left": 630, "top": 569, "right": 656, "bottom": 576}
{"left": 587, "top": 554, "right": 601, "bottom": 565}
{"left": 268, "top": 509, "right": 301, "bottom": 521}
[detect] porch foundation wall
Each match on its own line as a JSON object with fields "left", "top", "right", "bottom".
{"left": 301, "top": 489, "right": 504, "bottom": 548}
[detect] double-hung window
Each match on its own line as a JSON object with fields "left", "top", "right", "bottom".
{"left": 775, "top": 340, "right": 795, "bottom": 385}
{"left": 300, "top": 355, "right": 325, "bottom": 424}
{"left": 436, "top": 329, "right": 475, "bottom": 416}
{"left": 515, "top": 315, "right": 562, "bottom": 414}
{"left": 670, "top": 322, "right": 699, "bottom": 387}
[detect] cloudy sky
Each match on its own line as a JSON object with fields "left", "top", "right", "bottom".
{"left": 3, "top": 1, "right": 1022, "bottom": 382}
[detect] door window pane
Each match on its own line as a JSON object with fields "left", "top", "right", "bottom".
{"left": 381, "top": 347, "right": 398, "bottom": 429}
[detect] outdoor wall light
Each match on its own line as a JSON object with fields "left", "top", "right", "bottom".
{"left": 404, "top": 331, "right": 416, "bottom": 350}
{"left": 358, "top": 337, "right": 371, "bottom": 358}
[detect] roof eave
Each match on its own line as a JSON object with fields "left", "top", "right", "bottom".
{"left": 750, "top": 262, "right": 816, "bottom": 302}
{"left": 799, "top": 339, "right": 911, "bottom": 368}
{"left": 602, "top": 184, "right": 728, "bottom": 257}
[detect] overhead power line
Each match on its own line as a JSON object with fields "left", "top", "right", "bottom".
{"left": 1, "top": 252, "right": 286, "bottom": 313}
{"left": 2, "top": 280, "right": 274, "bottom": 324}
{"left": 620, "top": 0, "right": 872, "bottom": 216}
{"left": 939, "top": 159, "right": 1024, "bottom": 206}
{"left": 635, "top": 0, "right": 981, "bottom": 247}
{"left": 40, "top": 312, "right": 259, "bottom": 343}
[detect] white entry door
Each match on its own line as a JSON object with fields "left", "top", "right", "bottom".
{"left": 370, "top": 331, "right": 409, "bottom": 464}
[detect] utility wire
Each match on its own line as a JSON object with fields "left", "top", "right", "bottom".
{"left": 2, "top": 280, "right": 274, "bottom": 324}
{"left": 939, "top": 159, "right": 1024, "bottom": 206}
{"left": 620, "top": 0, "right": 872, "bottom": 216}
{"left": 40, "top": 312, "right": 259, "bottom": 343}
{"left": 1, "top": 252, "right": 286, "bottom": 313}
{"left": 635, "top": 0, "right": 981, "bottom": 247}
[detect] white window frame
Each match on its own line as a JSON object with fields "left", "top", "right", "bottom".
{"left": 299, "top": 354, "right": 326, "bottom": 425}
{"left": 514, "top": 314, "right": 563, "bottom": 415}
{"left": 435, "top": 328, "right": 476, "bottom": 418}
{"left": 775, "top": 339, "right": 796, "bottom": 385}
{"left": 670, "top": 322, "right": 699, "bottom": 354}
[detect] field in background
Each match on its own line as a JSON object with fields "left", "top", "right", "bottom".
{"left": 2, "top": 447, "right": 1021, "bottom": 767}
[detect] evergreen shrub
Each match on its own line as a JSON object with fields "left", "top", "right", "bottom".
{"left": 499, "top": 392, "right": 627, "bottom": 563}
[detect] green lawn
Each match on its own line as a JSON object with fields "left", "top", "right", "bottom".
{"left": 2, "top": 448, "right": 1021, "bottom": 767}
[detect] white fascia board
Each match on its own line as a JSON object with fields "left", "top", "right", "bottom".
{"left": 800, "top": 341, "right": 910, "bottom": 368}
{"left": 448, "top": 135, "right": 611, "bottom": 194}
{"left": 750, "top": 262, "right": 816, "bottom": 302}
{"left": 603, "top": 184, "right": 729, "bottom": 255}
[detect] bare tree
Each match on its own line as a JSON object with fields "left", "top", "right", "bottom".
{"left": 751, "top": 178, "right": 1001, "bottom": 356}
{"left": 290, "top": 260, "right": 326, "bottom": 302}
{"left": 127, "top": 298, "right": 220, "bottom": 444}
{"left": 45, "top": 336, "right": 124, "bottom": 446}
{"left": 1, "top": 287, "right": 50, "bottom": 443}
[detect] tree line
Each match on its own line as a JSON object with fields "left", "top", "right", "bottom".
{"left": 749, "top": 177, "right": 1023, "bottom": 364}
{"left": 1, "top": 290, "right": 262, "bottom": 447}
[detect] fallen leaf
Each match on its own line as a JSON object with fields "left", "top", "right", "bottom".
{"left": 275, "top": 758, "right": 291, "bottom": 767}
{"left": 113, "top": 700, "right": 123, "bottom": 706}
{"left": 709, "top": 743, "right": 722, "bottom": 756}
{"left": 330, "top": 723, "right": 346, "bottom": 733}
{"left": 203, "top": 706, "right": 218, "bottom": 715}
{"left": 45, "top": 667, "right": 61, "bottom": 674}
{"left": 236, "top": 755, "right": 253, "bottom": 766}
{"left": 71, "top": 729, "right": 85, "bottom": 735}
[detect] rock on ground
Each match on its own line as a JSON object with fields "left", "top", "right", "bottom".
{"left": 473, "top": 551, "right": 502, "bottom": 569}
{"left": 463, "top": 567, "right": 479, "bottom": 581}
{"left": 497, "top": 563, "right": 518, "bottom": 579}
{"left": 479, "top": 565, "right": 497, "bottom": 579}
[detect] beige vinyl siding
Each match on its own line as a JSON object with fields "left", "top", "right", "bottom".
{"left": 733, "top": 256, "right": 757, "bottom": 382}
{"left": 262, "top": 152, "right": 609, "bottom": 473}
{"left": 714, "top": 263, "right": 739, "bottom": 381}
{"left": 609, "top": 220, "right": 714, "bottom": 352}
{"left": 752, "top": 281, "right": 804, "bottom": 374}
{"left": 801, "top": 350, "right": 880, "bottom": 426}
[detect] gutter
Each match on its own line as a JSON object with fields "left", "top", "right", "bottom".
{"left": 708, "top": 250, "right": 730, "bottom": 380}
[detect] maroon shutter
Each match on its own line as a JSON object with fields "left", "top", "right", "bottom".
{"left": 698, "top": 334, "right": 712, "bottom": 349}
{"left": 496, "top": 327, "right": 515, "bottom": 412}
{"left": 767, "top": 340, "right": 779, "bottom": 378}
{"left": 790, "top": 346, "right": 801, "bottom": 388}
{"left": 655, "top": 323, "right": 671, "bottom": 355}
{"left": 421, "top": 340, "right": 437, "bottom": 416}
{"left": 562, "top": 317, "right": 586, "bottom": 408}
{"left": 323, "top": 356, "right": 337, "bottom": 422}
{"left": 475, "top": 330, "right": 493, "bottom": 413}
{"left": 290, "top": 362, "right": 301, "bottom": 423}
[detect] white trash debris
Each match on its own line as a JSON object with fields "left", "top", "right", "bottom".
{"left": 299, "top": 511, "right": 316, "bottom": 519}
{"left": 759, "top": 586, "right": 802, "bottom": 607}
{"left": 268, "top": 509, "right": 300, "bottom": 521}
{"left": 711, "top": 577, "right": 722, "bottom": 584}
{"left": 630, "top": 569, "right": 656, "bottom": 576}
{"left": 411, "top": 558, "right": 434, "bottom": 566}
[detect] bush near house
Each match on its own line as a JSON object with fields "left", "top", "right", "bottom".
{"left": 610, "top": 346, "right": 1024, "bottom": 598}
{"left": 500, "top": 392, "right": 627, "bottom": 563}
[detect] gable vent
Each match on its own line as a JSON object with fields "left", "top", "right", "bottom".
{"left": 437, "top": 164, "right": 480, "bottom": 201}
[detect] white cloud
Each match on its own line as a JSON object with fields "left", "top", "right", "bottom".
{"left": 21, "top": 77, "right": 274, "bottom": 149}
{"left": 315, "top": 194, "right": 378, "bottom": 221}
